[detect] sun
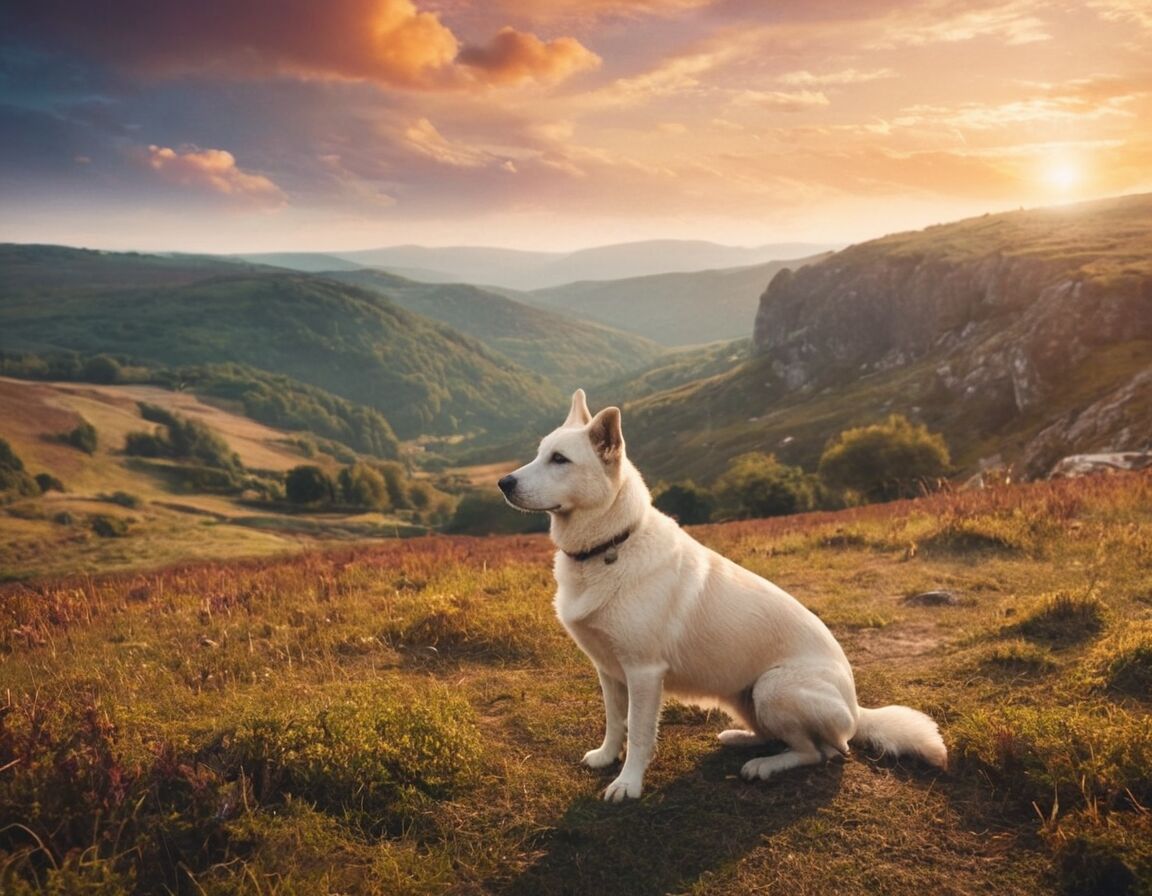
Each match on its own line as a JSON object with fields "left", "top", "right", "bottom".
{"left": 1041, "top": 158, "right": 1083, "bottom": 194}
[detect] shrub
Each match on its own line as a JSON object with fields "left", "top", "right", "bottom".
{"left": 653, "top": 480, "right": 715, "bottom": 524}
{"left": 34, "top": 472, "right": 65, "bottom": 493}
{"left": 447, "top": 490, "right": 548, "bottom": 535}
{"left": 124, "top": 429, "right": 170, "bottom": 458}
{"left": 81, "top": 355, "right": 122, "bottom": 384}
{"left": 0, "top": 437, "right": 38, "bottom": 497}
{"left": 338, "top": 463, "right": 391, "bottom": 510}
{"left": 90, "top": 515, "right": 130, "bottom": 538}
{"left": 285, "top": 465, "right": 337, "bottom": 505}
{"left": 818, "top": 414, "right": 951, "bottom": 503}
{"left": 65, "top": 420, "right": 98, "bottom": 454}
{"left": 714, "top": 453, "right": 816, "bottom": 519}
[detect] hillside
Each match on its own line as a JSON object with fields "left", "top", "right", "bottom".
{"left": 520, "top": 255, "right": 828, "bottom": 346}
{"left": 0, "top": 246, "right": 560, "bottom": 438}
{"left": 0, "top": 376, "right": 425, "bottom": 579}
{"left": 325, "top": 269, "right": 665, "bottom": 388}
{"left": 322, "top": 240, "right": 836, "bottom": 290}
{"left": 620, "top": 194, "right": 1152, "bottom": 482}
{"left": 0, "top": 243, "right": 275, "bottom": 292}
{"left": 3, "top": 474, "right": 1150, "bottom": 893}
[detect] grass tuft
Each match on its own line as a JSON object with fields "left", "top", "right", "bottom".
{"left": 1083, "top": 622, "right": 1152, "bottom": 700}
{"left": 978, "top": 639, "right": 1059, "bottom": 676}
{"left": 1009, "top": 591, "right": 1108, "bottom": 645}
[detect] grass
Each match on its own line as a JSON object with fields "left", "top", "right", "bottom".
{"left": 1, "top": 473, "right": 1151, "bottom": 894}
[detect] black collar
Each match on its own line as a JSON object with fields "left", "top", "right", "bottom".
{"left": 564, "top": 528, "right": 633, "bottom": 564}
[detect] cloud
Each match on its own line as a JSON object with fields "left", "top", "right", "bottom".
{"left": 729, "top": 89, "right": 831, "bottom": 111}
{"left": 777, "top": 68, "right": 897, "bottom": 86}
{"left": 457, "top": 27, "right": 601, "bottom": 86}
{"left": 403, "top": 118, "right": 496, "bottom": 168}
{"left": 139, "top": 144, "right": 286, "bottom": 205}
{"left": 7, "top": 0, "right": 596, "bottom": 90}
{"left": 871, "top": 0, "right": 1052, "bottom": 48}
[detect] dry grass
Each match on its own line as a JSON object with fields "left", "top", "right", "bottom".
{"left": 1, "top": 473, "right": 1151, "bottom": 894}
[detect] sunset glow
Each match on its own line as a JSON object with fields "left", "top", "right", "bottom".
{"left": 1, "top": 1, "right": 1151, "bottom": 252}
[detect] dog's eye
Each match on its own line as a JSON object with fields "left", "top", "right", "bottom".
{"left": 550, "top": 452, "right": 570, "bottom": 465}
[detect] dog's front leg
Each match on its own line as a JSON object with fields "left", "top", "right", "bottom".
{"left": 604, "top": 664, "right": 665, "bottom": 802}
{"left": 584, "top": 669, "right": 627, "bottom": 769}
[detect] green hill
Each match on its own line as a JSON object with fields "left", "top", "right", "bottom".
{"left": 0, "top": 247, "right": 560, "bottom": 438}
{"left": 325, "top": 269, "right": 665, "bottom": 389}
{"left": 519, "top": 256, "right": 829, "bottom": 346}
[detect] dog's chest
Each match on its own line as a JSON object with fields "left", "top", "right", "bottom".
{"left": 554, "top": 574, "right": 629, "bottom": 676}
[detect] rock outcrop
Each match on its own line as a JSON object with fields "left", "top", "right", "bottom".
{"left": 753, "top": 195, "right": 1152, "bottom": 477}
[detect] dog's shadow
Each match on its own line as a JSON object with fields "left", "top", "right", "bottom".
{"left": 499, "top": 742, "right": 844, "bottom": 896}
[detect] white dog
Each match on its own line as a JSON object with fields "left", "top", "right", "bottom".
{"left": 499, "top": 390, "right": 947, "bottom": 802}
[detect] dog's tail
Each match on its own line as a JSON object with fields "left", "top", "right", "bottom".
{"left": 852, "top": 705, "right": 948, "bottom": 770}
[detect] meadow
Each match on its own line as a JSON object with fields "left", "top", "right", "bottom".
{"left": 2, "top": 473, "right": 1151, "bottom": 895}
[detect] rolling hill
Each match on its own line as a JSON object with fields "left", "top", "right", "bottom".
{"left": 518, "top": 255, "right": 829, "bottom": 346}
{"left": 613, "top": 194, "right": 1152, "bottom": 483}
{"left": 323, "top": 269, "right": 665, "bottom": 387}
{"left": 305, "top": 240, "right": 836, "bottom": 290}
{"left": 0, "top": 247, "right": 560, "bottom": 438}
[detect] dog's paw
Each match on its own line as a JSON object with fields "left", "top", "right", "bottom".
{"left": 582, "top": 746, "right": 620, "bottom": 769}
{"left": 603, "top": 774, "right": 643, "bottom": 801}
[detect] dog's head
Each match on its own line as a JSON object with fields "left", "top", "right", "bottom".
{"left": 498, "top": 389, "right": 625, "bottom": 515}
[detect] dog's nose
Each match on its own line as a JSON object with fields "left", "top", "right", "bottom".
{"left": 498, "top": 474, "right": 517, "bottom": 495}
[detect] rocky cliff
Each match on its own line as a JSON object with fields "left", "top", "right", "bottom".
{"left": 753, "top": 194, "right": 1152, "bottom": 477}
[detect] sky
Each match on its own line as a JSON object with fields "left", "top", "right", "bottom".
{"left": 1, "top": 0, "right": 1151, "bottom": 254}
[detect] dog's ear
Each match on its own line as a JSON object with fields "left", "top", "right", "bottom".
{"left": 589, "top": 406, "right": 624, "bottom": 463}
{"left": 564, "top": 388, "right": 592, "bottom": 427}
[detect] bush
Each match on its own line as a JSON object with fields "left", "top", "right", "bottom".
{"left": 81, "top": 355, "right": 122, "bottom": 384}
{"left": 447, "top": 490, "right": 548, "bottom": 535}
{"left": 338, "top": 463, "right": 391, "bottom": 510}
{"left": 818, "top": 414, "right": 951, "bottom": 503}
{"left": 714, "top": 453, "right": 816, "bottom": 519}
{"left": 0, "top": 437, "right": 38, "bottom": 497}
{"left": 90, "top": 514, "right": 130, "bottom": 538}
{"left": 65, "top": 420, "right": 98, "bottom": 454}
{"left": 285, "top": 465, "right": 336, "bottom": 505}
{"left": 127, "top": 405, "right": 241, "bottom": 472}
{"left": 653, "top": 480, "right": 715, "bottom": 524}
{"left": 124, "top": 429, "right": 170, "bottom": 458}
{"left": 35, "top": 472, "right": 65, "bottom": 493}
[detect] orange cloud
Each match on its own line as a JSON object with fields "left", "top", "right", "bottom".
{"left": 141, "top": 145, "right": 285, "bottom": 205}
{"left": 8, "top": 0, "right": 595, "bottom": 90}
{"left": 457, "top": 27, "right": 601, "bottom": 86}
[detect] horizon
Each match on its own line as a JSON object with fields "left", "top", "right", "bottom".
{"left": 2, "top": 1, "right": 1151, "bottom": 254}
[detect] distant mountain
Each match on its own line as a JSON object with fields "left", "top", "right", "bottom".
{"left": 617, "top": 194, "right": 1152, "bottom": 482}
{"left": 518, "top": 255, "right": 829, "bottom": 346}
{"left": 234, "top": 252, "right": 366, "bottom": 272}
{"left": 313, "top": 240, "right": 837, "bottom": 290}
{"left": 0, "top": 246, "right": 559, "bottom": 438}
{"left": 323, "top": 269, "right": 665, "bottom": 390}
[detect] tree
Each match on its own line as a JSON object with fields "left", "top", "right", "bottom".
{"left": 818, "top": 414, "right": 950, "bottom": 503}
{"left": 82, "top": 355, "right": 122, "bottom": 384}
{"left": 285, "top": 465, "right": 336, "bottom": 505}
{"left": 714, "top": 453, "right": 816, "bottom": 519}
{"left": 0, "top": 437, "right": 38, "bottom": 497}
{"left": 338, "top": 463, "right": 391, "bottom": 510}
{"left": 653, "top": 480, "right": 714, "bottom": 525}
{"left": 65, "top": 421, "right": 98, "bottom": 454}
